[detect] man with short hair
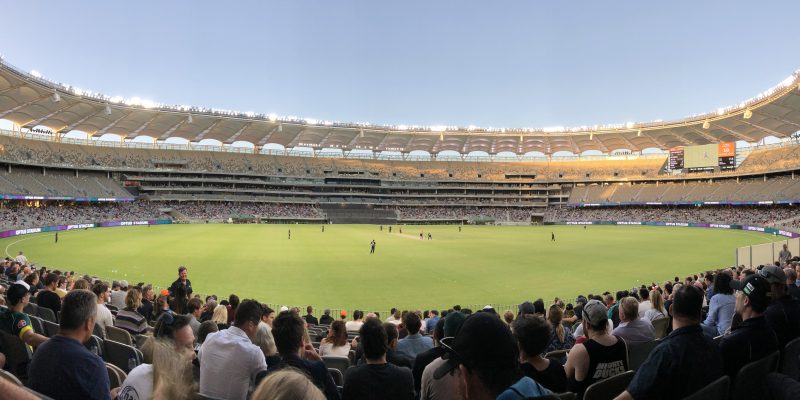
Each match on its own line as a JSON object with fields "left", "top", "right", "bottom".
{"left": 304, "top": 305, "right": 319, "bottom": 325}
{"left": 36, "top": 272, "right": 62, "bottom": 315}
{"left": 615, "top": 285, "right": 723, "bottom": 400}
{"left": 319, "top": 308, "right": 333, "bottom": 326}
{"left": 199, "top": 300, "right": 268, "bottom": 400}
{"left": 92, "top": 282, "right": 114, "bottom": 336}
{"left": 785, "top": 267, "right": 800, "bottom": 302}
{"left": 396, "top": 311, "right": 434, "bottom": 367}
{"left": 612, "top": 297, "right": 655, "bottom": 344}
{"left": 168, "top": 266, "right": 192, "bottom": 298}
{"left": 721, "top": 274, "right": 778, "bottom": 382}
{"left": 110, "top": 280, "right": 128, "bottom": 309}
{"left": 14, "top": 250, "right": 27, "bottom": 266}
{"left": 779, "top": 243, "right": 792, "bottom": 266}
{"left": 420, "top": 311, "right": 467, "bottom": 400}
{"left": 186, "top": 297, "right": 203, "bottom": 338}
{"left": 434, "top": 312, "right": 552, "bottom": 399}
{"left": 343, "top": 318, "right": 415, "bottom": 400}
{"left": 0, "top": 283, "right": 48, "bottom": 348}
{"left": 267, "top": 311, "right": 340, "bottom": 400}
{"left": 761, "top": 266, "right": 800, "bottom": 348}
{"left": 637, "top": 287, "right": 652, "bottom": 318}
{"left": 138, "top": 285, "right": 155, "bottom": 322}
{"left": 425, "top": 309, "right": 440, "bottom": 333}
{"left": 28, "top": 290, "right": 111, "bottom": 400}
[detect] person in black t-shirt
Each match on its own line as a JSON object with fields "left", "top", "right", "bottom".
{"left": 303, "top": 305, "right": 319, "bottom": 325}
{"left": 319, "top": 309, "right": 333, "bottom": 326}
{"left": 344, "top": 318, "right": 414, "bottom": 400}
{"left": 36, "top": 273, "right": 62, "bottom": 316}
{"left": 513, "top": 314, "right": 568, "bottom": 393}
{"left": 761, "top": 266, "right": 800, "bottom": 348}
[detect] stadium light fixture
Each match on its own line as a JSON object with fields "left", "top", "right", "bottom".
{"left": 589, "top": 132, "right": 593, "bottom": 140}
{"left": 105, "top": 103, "right": 112, "bottom": 115}
{"left": 278, "top": 123, "right": 283, "bottom": 132}
{"left": 188, "top": 114, "right": 193, "bottom": 123}
{"left": 637, "top": 129, "right": 642, "bottom": 137}
{"left": 703, "top": 120, "right": 710, "bottom": 129}
{"left": 52, "top": 89, "right": 60, "bottom": 103}
{"left": 743, "top": 109, "right": 753, "bottom": 119}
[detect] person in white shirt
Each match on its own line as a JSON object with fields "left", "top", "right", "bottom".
{"left": 345, "top": 310, "right": 365, "bottom": 332}
{"left": 319, "top": 320, "right": 351, "bottom": 357}
{"left": 119, "top": 313, "right": 197, "bottom": 400}
{"left": 110, "top": 280, "right": 128, "bottom": 310}
{"left": 91, "top": 282, "right": 114, "bottom": 336}
{"left": 637, "top": 288, "right": 653, "bottom": 318}
{"left": 199, "top": 300, "right": 267, "bottom": 400}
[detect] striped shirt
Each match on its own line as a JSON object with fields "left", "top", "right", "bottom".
{"left": 114, "top": 309, "right": 148, "bottom": 334}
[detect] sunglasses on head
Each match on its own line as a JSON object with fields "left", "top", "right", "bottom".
{"left": 439, "top": 336, "right": 471, "bottom": 372}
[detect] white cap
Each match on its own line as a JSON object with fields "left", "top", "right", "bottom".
{"left": 280, "top": 306, "right": 289, "bottom": 312}
{"left": 14, "top": 280, "right": 30, "bottom": 290}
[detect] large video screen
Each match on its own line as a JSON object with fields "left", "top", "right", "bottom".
{"left": 718, "top": 142, "right": 736, "bottom": 169}
{"left": 684, "top": 143, "right": 719, "bottom": 169}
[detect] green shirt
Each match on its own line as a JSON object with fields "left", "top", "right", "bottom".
{"left": 0, "top": 308, "right": 33, "bottom": 340}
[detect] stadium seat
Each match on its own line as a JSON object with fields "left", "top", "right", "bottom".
{"left": 682, "top": 375, "right": 730, "bottom": 400}
{"left": 328, "top": 367, "right": 344, "bottom": 386}
{"left": 134, "top": 334, "right": 150, "bottom": 349}
{"left": 651, "top": 318, "right": 669, "bottom": 339}
{"left": 0, "top": 368, "right": 23, "bottom": 386}
{"left": 103, "top": 339, "right": 144, "bottom": 374}
{"left": 28, "top": 315, "right": 46, "bottom": 336}
{"left": 106, "top": 325, "right": 133, "bottom": 346}
{"left": 42, "top": 320, "right": 60, "bottom": 338}
{"left": 779, "top": 337, "right": 800, "bottom": 380}
{"left": 625, "top": 340, "right": 659, "bottom": 371}
{"left": 105, "top": 362, "right": 127, "bottom": 389}
{"left": 0, "top": 330, "right": 32, "bottom": 382}
{"left": 545, "top": 350, "right": 569, "bottom": 365}
{"left": 85, "top": 335, "right": 104, "bottom": 358}
{"left": 23, "top": 303, "right": 39, "bottom": 317}
{"left": 35, "top": 306, "right": 57, "bottom": 324}
{"left": 731, "top": 351, "right": 780, "bottom": 400}
{"left": 583, "top": 370, "right": 635, "bottom": 400}
{"left": 92, "top": 323, "right": 106, "bottom": 339}
{"left": 322, "top": 356, "right": 350, "bottom": 378}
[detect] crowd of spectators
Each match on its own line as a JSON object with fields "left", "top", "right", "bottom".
{"left": 546, "top": 204, "right": 800, "bottom": 228}
{"left": 4, "top": 249, "right": 800, "bottom": 399}
{"left": 169, "top": 201, "right": 325, "bottom": 220}
{"left": 396, "top": 206, "right": 534, "bottom": 222}
{"left": 0, "top": 202, "right": 164, "bottom": 231}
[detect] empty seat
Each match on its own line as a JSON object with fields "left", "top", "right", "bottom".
{"left": 104, "top": 339, "right": 144, "bottom": 373}
{"left": 731, "top": 351, "right": 780, "bottom": 400}
{"left": 583, "top": 370, "right": 635, "bottom": 400}
{"left": 322, "top": 356, "right": 350, "bottom": 378}
{"left": 625, "top": 340, "right": 659, "bottom": 371}
{"left": 779, "top": 337, "right": 800, "bottom": 380}
{"left": 106, "top": 325, "right": 133, "bottom": 346}
{"left": 328, "top": 367, "right": 344, "bottom": 386}
{"left": 682, "top": 375, "right": 730, "bottom": 400}
{"left": 651, "top": 318, "right": 669, "bottom": 339}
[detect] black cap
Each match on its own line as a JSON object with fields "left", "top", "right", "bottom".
{"left": 730, "top": 275, "right": 771, "bottom": 311}
{"left": 434, "top": 312, "right": 518, "bottom": 379}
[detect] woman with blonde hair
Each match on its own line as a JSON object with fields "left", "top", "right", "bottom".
{"left": 212, "top": 304, "right": 229, "bottom": 330}
{"left": 119, "top": 338, "right": 196, "bottom": 400}
{"left": 544, "top": 304, "right": 575, "bottom": 355}
{"left": 644, "top": 289, "right": 668, "bottom": 321}
{"left": 319, "top": 320, "right": 350, "bottom": 357}
{"left": 114, "top": 287, "right": 149, "bottom": 334}
{"left": 251, "top": 369, "right": 325, "bottom": 400}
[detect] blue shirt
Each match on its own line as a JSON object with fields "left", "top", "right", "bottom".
{"left": 702, "top": 293, "right": 735, "bottom": 336}
{"left": 396, "top": 333, "right": 433, "bottom": 367}
{"left": 28, "top": 335, "right": 111, "bottom": 400}
{"left": 425, "top": 316, "right": 440, "bottom": 333}
{"left": 497, "top": 376, "right": 552, "bottom": 400}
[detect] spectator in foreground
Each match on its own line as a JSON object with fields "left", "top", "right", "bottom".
{"left": 565, "top": 299, "right": 627, "bottom": 398}
{"left": 168, "top": 266, "right": 192, "bottom": 298}
{"left": 28, "top": 290, "right": 111, "bottom": 400}
{"left": 396, "top": 311, "right": 433, "bottom": 366}
{"left": 413, "top": 317, "right": 447, "bottom": 396}
{"left": 701, "top": 271, "right": 735, "bottom": 337}
{"left": 92, "top": 282, "right": 114, "bottom": 337}
{"left": 199, "top": 300, "right": 268, "bottom": 400}
{"left": 643, "top": 289, "right": 668, "bottom": 322}
{"left": 761, "top": 266, "right": 800, "bottom": 348}
{"left": 513, "top": 315, "right": 568, "bottom": 393}
{"left": 346, "top": 310, "right": 365, "bottom": 331}
{"left": 251, "top": 370, "right": 325, "bottom": 400}
{"left": 612, "top": 297, "right": 655, "bottom": 344}
{"left": 720, "top": 274, "right": 778, "bottom": 380}
{"left": 0, "top": 283, "right": 48, "bottom": 348}
{"left": 343, "top": 318, "right": 415, "bottom": 400}
{"left": 212, "top": 304, "right": 229, "bottom": 330}
{"left": 434, "top": 312, "right": 552, "bottom": 399}
{"left": 420, "top": 312, "right": 466, "bottom": 400}
{"left": 268, "top": 311, "right": 340, "bottom": 400}
{"left": 544, "top": 304, "right": 575, "bottom": 356}
{"left": 615, "top": 284, "right": 723, "bottom": 400}
{"left": 319, "top": 320, "right": 350, "bottom": 357}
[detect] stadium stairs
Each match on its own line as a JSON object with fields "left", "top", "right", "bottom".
{"left": 320, "top": 203, "right": 398, "bottom": 224}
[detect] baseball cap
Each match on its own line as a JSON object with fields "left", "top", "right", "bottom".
{"left": 434, "top": 312, "right": 519, "bottom": 379}
{"left": 119, "top": 280, "right": 129, "bottom": 288}
{"left": 760, "top": 266, "right": 786, "bottom": 285}
{"left": 518, "top": 301, "right": 535, "bottom": 315}
{"left": 279, "top": 305, "right": 289, "bottom": 312}
{"left": 730, "top": 274, "right": 771, "bottom": 310}
{"left": 340, "top": 310, "right": 347, "bottom": 317}
{"left": 443, "top": 311, "right": 466, "bottom": 337}
{"left": 7, "top": 283, "right": 29, "bottom": 306}
{"left": 582, "top": 300, "right": 608, "bottom": 326}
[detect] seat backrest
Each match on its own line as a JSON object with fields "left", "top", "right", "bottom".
{"left": 651, "top": 318, "right": 669, "bottom": 339}
{"left": 0, "top": 368, "right": 23, "bottom": 386}
{"left": 23, "top": 303, "right": 38, "bottom": 316}
{"left": 85, "top": 335, "right": 104, "bottom": 358}
{"left": 36, "top": 306, "right": 57, "bottom": 324}
{"left": 780, "top": 336, "right": 800, "bottom": 380}
{"left": 28, "top": 315, "right": 46, "bottom": 336}
{"left": 106, "top": 325, "right": 133, "bottom": 346}
{"left": 732, "top": 351, "right": 780, "bottom": 400}
{"left": 92, "top": 322, "right": 106, "bottom": 339}
{"left": 322, "top": 356, "right": 350, "bottom": 377}
{"left": 43, "top": 320, "right": 60, "bottom": 338}
{"left": 682, "top": 375, "right": 730, "bottom": 400}
{"left": 545, "top": 349, "right": 569, "bottom": 365}
{"left": 105, "top": 363, "right": 122, "bottom": 388}
{"left": 0, "top": 330, "right": 32, "bottom": 380}
{"left": 328, "top": 367, "right": 344, "bottom": 386}
{"left": 104, "top": 339, "right": 142, "bottom": 373}
{"left": 583, "top": 370, "right": 635, "bottom": 400}
{"left": 625, "top": 340, "right": 659, "bottom": 371}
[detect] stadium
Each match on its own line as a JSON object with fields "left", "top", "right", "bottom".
{"left": 2, "top": 3, "right": 800, "bottom": 400}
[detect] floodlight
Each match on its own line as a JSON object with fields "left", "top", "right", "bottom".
{"left": 743, "top": 109, "right": 752, "bottom": 119}
{"left": 702, "top": 120, "right": 710, "bottom": 129}
{"left": 52, "top": 89, "right": 60, "bottom": 103}
{"left": 188, "top": 114, "right": 193, "bottom": 123}
{"left": 637, "top": 129, "right": 642, "bottom": 137}
{"left": 105, "top": 103, "right": 112, "bottom": 115}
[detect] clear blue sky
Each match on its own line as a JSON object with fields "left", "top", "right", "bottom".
{"left": 3, "top": 1, "right": 800, "bottom": 129}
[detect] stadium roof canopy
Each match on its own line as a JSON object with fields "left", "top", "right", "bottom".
{"left": 0, "top": 58, "right": 799, "bottom": 156}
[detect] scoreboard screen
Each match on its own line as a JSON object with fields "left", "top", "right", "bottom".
{"left": 718, "top": 142, "right": 736, "bottom": 169}
{"left": 669, "top": 147, "right": 684, "bottom": 170}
